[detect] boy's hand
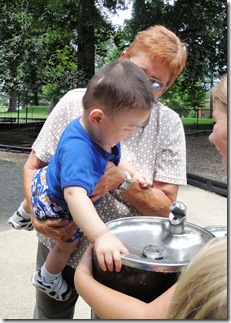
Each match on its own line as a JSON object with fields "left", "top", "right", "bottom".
{"left": 133, "top": 171, "right": 153, "bottom": 188}
{"left": 94, "top": 232, "right": 129, "bottom": 272}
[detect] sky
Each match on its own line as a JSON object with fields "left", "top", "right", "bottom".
{"left": 109, "top": 0, "right": 176, "bottom": 25}
{"left": 109, "top": 3, "right": 133, "bottom": 26}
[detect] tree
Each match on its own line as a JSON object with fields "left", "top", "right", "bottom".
{"left": 0, "top": 0, "right": 226, "bottom": 113}
{"left": 0, "top": 0, "right": 126, "bottom": 109}
{"left": 0, "top": 1, "right": 32, "bottom": 110}
{"left": 170, "top": 0, "right": 227, "bottom": 85}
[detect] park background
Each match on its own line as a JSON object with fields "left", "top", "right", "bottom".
{"left": 0, "top": 0, "right": 227, "bottom": 127}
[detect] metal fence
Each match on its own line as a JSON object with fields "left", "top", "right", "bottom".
{"left": 0, "top": 91, "right": 48, "bottom": 124}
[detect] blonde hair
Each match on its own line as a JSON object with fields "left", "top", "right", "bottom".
{"left": 125, "top": 25, "right": 187, "bottom": 87}
{"left": 167, "top": 238, "right": 227, "bottom": 319}
{"left": 211, "top": 74, "right": 227, "bottom": 112}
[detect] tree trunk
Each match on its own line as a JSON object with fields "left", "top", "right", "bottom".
{"left": 134, "top": 0, "right": 146, "bottom": 21}
{"left": 33, "top": 90, "right": 39, "bottom": 106}
{"left": 131, "top": 0, "right": 146, "bottom": 35}
{"left": 48, "top": 97, "right": 59, "bottom": 114}
{"left": 77, "top": 0, "right": 95, "bottom": 85}
{"left": 8, "top": 90, "right": 17, "bottom": 112}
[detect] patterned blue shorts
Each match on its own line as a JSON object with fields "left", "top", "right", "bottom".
{"left": 31, "top": 166, "right": 82, "bottom": 242}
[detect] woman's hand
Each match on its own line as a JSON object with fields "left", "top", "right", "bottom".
{"left": 32, "top": 216, "right": 78, "bottom": 242}
{"left": 91, "top": 162, "right": 125, "bottom": 202}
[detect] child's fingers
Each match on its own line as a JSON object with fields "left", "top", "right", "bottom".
{"left": 97, "top": 253, "right": 107, "bottom": 272}
{"left": 104, "top": 252, "right": 114, "bottom": 272}
{"left": 112, "top": 250, "right": 123, "bottom": 272}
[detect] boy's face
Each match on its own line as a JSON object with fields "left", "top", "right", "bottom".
{"left": 98, "top": 109, "right": 151, "bottom": 147}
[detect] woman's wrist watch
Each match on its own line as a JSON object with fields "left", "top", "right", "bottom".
{"left": 118, "top": 171, "right": 132, "bottom": 191}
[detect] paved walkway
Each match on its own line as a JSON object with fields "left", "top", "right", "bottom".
{"left": 0, "top": 185, "right": 227, "bottom": 320}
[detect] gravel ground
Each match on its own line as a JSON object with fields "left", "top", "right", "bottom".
{"left": 0, "top": 123, "right": 227, "bottom": 183}
{"left": 186, "top": 134, "right": 227, "bottom": 182}
{"left": 0, "top": 134, "right": 227, "bottom": 183}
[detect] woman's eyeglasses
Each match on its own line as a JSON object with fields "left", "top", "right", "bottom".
{"left": 129, "top": 57, "right": 167, "bottom": 91}
{"left": 146, "top": 75, "right": 168, "bottom": 91}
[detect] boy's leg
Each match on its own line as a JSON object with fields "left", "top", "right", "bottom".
{"left": 44, "top": 239, "right": 79, "bottom": 275}
{"left": 8, "top": 200, "right": 33, "bottom": 231}
{"left": 32, "top": 239, "right": 79, "bottom": 301}
{"left": 33, "top": 242, "right": 78, "bottom": 319}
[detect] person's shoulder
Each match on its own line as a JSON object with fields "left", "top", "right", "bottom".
{"left": 54, "top": 88, "right": 86, "bottom": 115}
{"left": 64, "top": 88, "right": 86, "bottom": 99}
{"left": 158, "top": 102, "right": 179, "bottom": 116}
{"left": 156, "top": 102, "right": 181, "bottom": 121}
{"left": 68, "top": 88, "right": 86, "bottom": 94}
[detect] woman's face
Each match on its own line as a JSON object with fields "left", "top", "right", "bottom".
{"left": 121, "top": 51, "right": 170, "bottom": 100}
{"left": 209, "top": 104, "right": 227, "bottom": 171}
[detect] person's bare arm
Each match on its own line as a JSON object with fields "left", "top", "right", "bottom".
{"left": 75, "top": 244, "right": 176, "bottom": 319}
{"left": 64, "top": 186, "right": 128, "bottom": 272}
{"left": 23, "top": 150, "right": 48, "bottom": 214}
{"left": 119, "top": 158, "right": 152, "bottom": 188}
{"left": 92, "top": 162, "right": 177, "bottom": 217}
{"left": 90, "top": 162, "right": 125, "bottom": 202}
{"left": 122, "top": 180, "right": 178, "bottom": 217}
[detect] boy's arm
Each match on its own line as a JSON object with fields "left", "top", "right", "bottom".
{"left": 64, "top": 186, "right": 128, "bottom": 271}
{"left": 64, "top": 186, "right": 108, "bottom": 242}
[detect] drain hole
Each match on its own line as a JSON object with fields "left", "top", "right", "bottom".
{"left": 142, "top": 244, "right": 166, "bottom": 260}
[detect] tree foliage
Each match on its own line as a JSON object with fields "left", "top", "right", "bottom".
{"left": 0, "top": 0, "right": 227, "bottom": 112}
{"left": 0, "top": 0, "right": 122, "bottom": 109}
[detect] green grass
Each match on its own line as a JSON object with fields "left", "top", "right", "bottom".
{"left": 181, "top": 117, "right": 214, "bottom": 126}
{"left": 181, "top": 117, "right": 214, "bottom": 132}
{"left": 0, "top": 106, "right": 214, "bottom": 129}
{"left": 0, "top": 106, "right": 49, "bottom": 119}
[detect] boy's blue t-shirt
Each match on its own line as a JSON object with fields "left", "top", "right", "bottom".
{"left": 46, "top": 117, "right": 121, "bottom": 209}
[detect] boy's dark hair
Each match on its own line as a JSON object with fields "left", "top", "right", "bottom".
{"left": 82, "top": 60, "right": 155, "bottom": 116}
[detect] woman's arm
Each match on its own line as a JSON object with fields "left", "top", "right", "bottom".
{"left": 30, "top": 161, "right": 177, "bottom": 242}
{"left": 122, "top": 180, "right": 178, "bottom": 217}
{"left": 90, "top": 162, "right": 126, "bottom": 202}
{"left": 91, "top": 161, "right": 176, "bottom": 217}
{"left": 75, "top": 245, "right": 176, "bottom": 319}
